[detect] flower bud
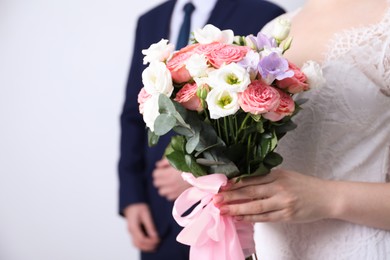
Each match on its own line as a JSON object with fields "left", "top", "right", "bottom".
{"left": 245, "top": 35, "right": 257, "bottom": 50}
{"left": 197, "top": 84, "right": 210, "bottom": 100}
{"left": 282, "top": 36, "right": 293, "bottom": 53}
{"left": 272, "top": 18, "right": 291, "bottom": 43}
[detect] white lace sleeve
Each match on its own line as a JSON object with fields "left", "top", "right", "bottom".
{"left": 381, "top": 36, "right": 390, "bottom": 96}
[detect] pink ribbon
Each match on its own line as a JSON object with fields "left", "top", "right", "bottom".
{"left": 172, "top": 172, "right": 256, "bottom": 260}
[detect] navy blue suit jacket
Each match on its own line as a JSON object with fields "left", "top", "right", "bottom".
{"left": 119, "top": 0, "right": 284, "bottom": 257}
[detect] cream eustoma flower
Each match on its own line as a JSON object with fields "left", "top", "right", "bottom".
{"left": 271, "top": 18, "right": 291, "bottom": 42}
{"left": 206, "top": 88, "right": 239, "bottom": 119}
{"left": 194, "top": 24, "right": 234, "bottom": 44}
{"left": 301, "top": 60, "right": 326, "bottom": 89}
{"left": 142, "top": 94, "right": 160, "bottom": 132}
{"left": 142, "top": 61, "right": 174, "bottom": 97}
{"left": 142, "top": 39, "right": 174, "bottom": 65}
{"left": 207, "top": 63, "right": 251, "bottom": 93}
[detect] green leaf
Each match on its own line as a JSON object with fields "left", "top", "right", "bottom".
{"left": 185, "top": 155, "right": 206, "bottom": 177}
{"left": 173, "top": 126, "right": 194, "bottom": 137}
{"left": 295, "top": 98, "right": 308, "bottom": 106}
{"left": 170, "top": 136, "right": 186, "bottom": 152}
{"left": 252, "top": 163, "right": 271, "bottom": 176}
{"left": 147, "top": 129, "right": 160, "bottom": 147}
{"left": 158, "top": 94, "right": 176, "bottom": 114}
{"left": 166, "top": 151, "right": 191, "bottom": 172}
{"left": 264, "top": 152, "right": 283, "bottom": 168}
{"left": 275, "top": 120, "right": 297, "bottom": 136}
{"left": 154, "top": 114, "right": 176, "bottom": 135}
{"left": 196, "top": 158, "right": 226, "bottom": 166}
{"left": 186, "top": 131, "right": 200, "bottom": 154}
{"left": 225, "top": 143, "right": 245, "bottom": 163}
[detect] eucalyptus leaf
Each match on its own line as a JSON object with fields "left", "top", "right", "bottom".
{"left": 158, "top": 94, "right": 176, "bottom": 114}
{"left": 154, "top": 114, "right": 176, "bottom": 135}
{"left": 196, "top": 158, "right": 226, "bottom": 166}
{"left": 173, "top": 126, "right": 194, "bottom": 137}
{"left": 186, "top": 131, "right": 200, "bottom": 154}
{"left": 148, "top": 129, "right": 160, "bottom": 147}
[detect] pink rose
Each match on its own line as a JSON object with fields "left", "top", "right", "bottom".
{"left": 238, "top": 80, "right": 280, "bottom": 115}
{"left": 263, "top": 89, "right": 295, "bottom": 121}
{"left": 174, "top": 82, "right": 203, "bottom": 112}
{"left": 206, "top": 44, "right": 249, "bottom": 68}
{"left": 276, "top": 62, "right": 309, "bottom": 94}
{"left": 137, "top": 87, "right": 152, "bottom": 114}
{"left": 166, "top": 44, "right": 199, "bottom": 83}
{"left": 194, "top": 42, "right": 226, "bottom": 55}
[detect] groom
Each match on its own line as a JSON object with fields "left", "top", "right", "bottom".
{"left": 118, "top": 0, "right": 285, "bottom": 259}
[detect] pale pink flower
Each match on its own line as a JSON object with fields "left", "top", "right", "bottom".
{"left": 166, "top": 44, "right": 199, "bottom": 83}
{"left": 137, "top": 87, "right": 152, "bottom": 114}
{"left": 276, "top": 62, "right": 309, "bottom": 94}
{"left": 195, "top": 42, "right": 226, "bottom": 55}
{"left": 263, "top": 89, "right": 295, "bottom": 121}
{"left": 174, "top": 83, "right": 203, "bottom": 112}
{"left": 238, "top": 80, "right": 280, "bottom": 115}
{"left": 206, "top": 45, "right": 249, "bottom": 68}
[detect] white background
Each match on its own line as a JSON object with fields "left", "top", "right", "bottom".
{"left": 0, "top": 0, "right": 304, "bottom": 259}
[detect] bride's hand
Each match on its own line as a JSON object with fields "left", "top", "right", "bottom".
{"left": 214, "top": 169, "right": 337, "bottom": 223}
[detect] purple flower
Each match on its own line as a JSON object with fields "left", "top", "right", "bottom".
{"left": 237, "top": 50, "right": 260, "bottom": 79}
{"left": 247, "top": 32, "right": 277, "bottom": 51}
{"left": 258, "top": 52, "right": 294, "bottom": 84}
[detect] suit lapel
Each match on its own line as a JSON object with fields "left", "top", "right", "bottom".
{"left": 158, "top": 0, "right": 177, "bottom": 39}
{"left": 206, "top": 0, "right": 238, "bottom": 27}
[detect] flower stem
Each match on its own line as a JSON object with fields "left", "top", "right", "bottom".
{"left": 224, "top": 116, "right": 229, "bottom": 145}
{"left": 237, "top": 113, "right": 251, "bottom": 139}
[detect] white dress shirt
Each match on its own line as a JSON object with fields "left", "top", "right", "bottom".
{"left": 170, "top": 0, "right": 218, "bottom": 45}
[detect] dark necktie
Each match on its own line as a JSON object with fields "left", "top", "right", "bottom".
{"left": 176, "top": 2, "right": 196, "bottom": 49}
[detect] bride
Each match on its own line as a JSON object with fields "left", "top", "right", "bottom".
{"left": 215, "top": 0, "right": 390, "bottom": 258}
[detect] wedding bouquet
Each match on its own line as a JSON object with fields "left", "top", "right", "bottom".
{"left": 138, "top": 21, "right": 324, "bottom": 260}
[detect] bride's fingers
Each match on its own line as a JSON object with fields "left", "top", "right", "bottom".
{"left": 218, "top": 197, "right": 282, "bottom": 217}
{"left": 234, "top": 209, "right": 290, "bottom": 223}
{"left": 214, "top": 183, "right": 273, "bottom": 205}
{"left": 226, "top": 173, "right": 278, "bottom": 191}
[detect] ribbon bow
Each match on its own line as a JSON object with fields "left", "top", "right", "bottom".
{"left": 172, "top": 172, "right": 255, "bottom": 260}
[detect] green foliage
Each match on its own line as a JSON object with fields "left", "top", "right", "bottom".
{"left": 149, "top": 94, "right": 294, "bottom": 179}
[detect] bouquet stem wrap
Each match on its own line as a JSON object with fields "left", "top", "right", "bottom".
{"left": 173, "top": 172, "right": 256, "bottom": 260}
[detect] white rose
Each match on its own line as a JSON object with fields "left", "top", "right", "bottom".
{"left": 301, "top": 60, "right": 326, "bottom": 89}
{"left": 142, "top": 61, "right": 174, "bottom": 97}
{"left": 142, "top": 94, "right": 160, "bottom": 132}
{"left": 272, "top": 18, "right": 291, "bottom": 42}
{"left": 207, "top": 63, "right": 251, "bottom": 93}
{"left": 142, "top": 39, "right": 174, "bottom": 65}
{"left": 193, "top": 24, "right": 234, "bottom": 44}
{"left": 184, "top": 53, "right": 209, "bottom": 78}
{"left": 206, "top": 88, "right": 239, "bottom": 119}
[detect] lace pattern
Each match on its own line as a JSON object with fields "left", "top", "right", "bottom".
{"left": 324, "top": 5, "right": 390, "bottom": 96}
{"left": 256, "top": 5, "right": 390, "bottom": 259}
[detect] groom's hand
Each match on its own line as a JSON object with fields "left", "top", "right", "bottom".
{"left": 124, "top": 203, "right": 160, "bottom": 252}
{"left": 153, "top": 158, "right": 191, "bottom": 201}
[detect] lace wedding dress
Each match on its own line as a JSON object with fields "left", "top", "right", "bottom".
{"left": 254, "top": 6, "right": 390, "bottom": 260}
